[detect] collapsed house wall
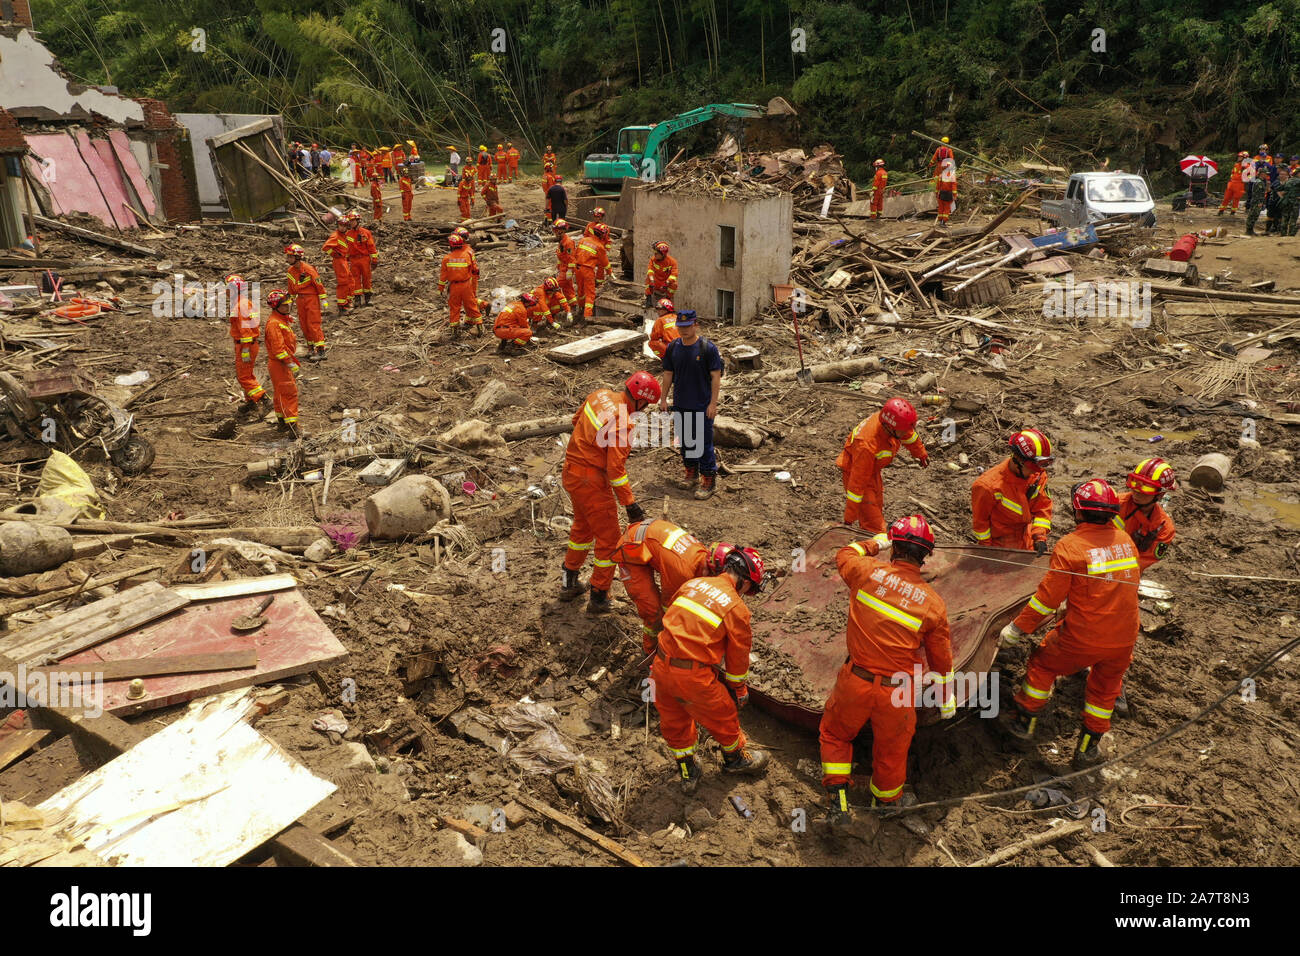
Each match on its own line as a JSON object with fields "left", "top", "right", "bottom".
{"left": 0, "top": 28, "right": 143, "bottom": 126}
{"left": 175, "top": 113, "right": 285, "bottom": 214}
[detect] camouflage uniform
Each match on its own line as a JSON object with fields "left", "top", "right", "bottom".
{"left": 1245, "top": 167, "right": 1270, "bottom": 235}
{"left": 1279, "top": 175, "right": 1300, "bottom": 236}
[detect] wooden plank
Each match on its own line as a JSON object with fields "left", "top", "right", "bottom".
{"left": 271, "top": 822, "right": 359, "bottom": 867}
{"left": 32, "top": 214, "right": 157, "bottom": 256}
{"left": 0, "top": 582, "right": 187, "bottom": 664}
{"left": 30, "top": 649, "right": 259, "bottom": 683}
{"left": 513, "top": 792, "right": 649, "bottom": 867}
{"left": 0, "top": 729, "right": 52, "bottom": 772}
{"left": 547, "top": 327, "right": 646, "bottom": 365}
{"left": 0, "top": 562, "right": 164, "bottom": 618}
{"left": 172, "top": 574, "right": 297, "bottom": 602}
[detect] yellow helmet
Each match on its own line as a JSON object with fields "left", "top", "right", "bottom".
{"left": 479, "top": 144, "right": 487, "bottom": 151}
{"left": 941, "top": 136, "right": 950, "bottom": 144}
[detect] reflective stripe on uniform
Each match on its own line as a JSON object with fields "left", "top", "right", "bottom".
{"left": 901, "top": 430, "right": 919, "bottom": 444}
{"left": 848, "top": 542, "right": 867, "bottom": 556}
{"left": 994, "top": 493, "right": 1024, "bottom": 516}
{"left": 1112, "top": 516, "right": 1126, "bottom": 530}
{"left": 1032, "top": 517, "right": 1051, "bottom": 529}
{"left": 610, "top": 475, "right": 629, "bottom": 487}
{"left": 875, "top": 449, "right": 894, "bottom": 460}
{"left": 1087, "top": 556, "right": 1139, "bottom": 575}
{"left": 567, "top": 540, "right": 594, "bottom": 551}
{"left": 593, "top": 558, "right": 614, "bottom": 568}
{"left": 845, "top": 490, "right": 863, "bottom": 503}
{"left": 1084, "top": 701, "right": 1113, "bottom": 720}
{"left": 633, "top": 522, "right": 652, "bottom": 544}
{"left": 663, "top": 528, "right": 688, "bottom": 549}
{"left": 870, "top": 779, "right": 903, "bottom": 800}
{"left": 669, "top": 744, "right": 696, "bottom": 758}
{"left": 823, "top": 762, "right": 853, "bottom": 777}
{"left": 1027, "top": 596, "right": 1056, "bottom": 615}
{"left": 973, "top": 527, "right": 992, "bottom": 541}
{"left": 582, "top": 402, "right": 602, "bottom": 429}
{"left": 720, "top": 737, "right": 743, "bottom": 752}
{"left": 723, "top": 670, "right": 747, "bottom": 683}
{"left": 855, "top": 590, "right": 922, "bottom": 631}
{"left": 672, "top": 596, "right": 722, "bottom": 629}
{"left": 1021, "top": 681, "right": 1052, "bottom": 700}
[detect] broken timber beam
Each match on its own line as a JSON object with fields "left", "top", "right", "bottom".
{"left": 767, "top": 356, "right": 884, "bottom": 383}
{"left": 32, "top": 214, "right": 158, "bottom": 257}
{"left": 500, "top": 416, "right": 573, "bottom": 441}
{"left": 513, "top": 792, "right": 649, "bottom": 867}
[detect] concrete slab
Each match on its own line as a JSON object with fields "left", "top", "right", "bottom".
{"left": 548, "top": 327, "right": 645, "bottom": 364}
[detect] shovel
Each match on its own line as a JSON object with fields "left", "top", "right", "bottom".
{"left": 231, "top": 595, "right": 275, "bottom": 633}
{"left": 791, "top": 307, "right": 813, "bottom": 387}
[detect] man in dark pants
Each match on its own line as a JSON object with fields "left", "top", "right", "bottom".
{"left": 659, "top": 310, "right": 723, "bottom": 500}
{"left": 547, "top": 175, "right": 568, "bottom": 224}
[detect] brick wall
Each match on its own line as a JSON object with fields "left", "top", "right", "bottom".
{"left": 133, "top": 97, "right": 200, "bottom": 223}
{"left": 0, "top": 107, "right": 27, "bottom": 155}
{"left": 1, "top": 0, "right": 34, "bottom": 29}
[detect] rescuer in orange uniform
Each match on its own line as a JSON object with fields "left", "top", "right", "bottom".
{"left": 559, "top": 371, "right": 661, "bottom": 613}
{"left": 322, "top": 221, "right": 354, "bottom": 314}
{"left": 457, "top": 167, "right": 476, "bottom": 219}
{"left": 495, "top": 144, "right": 508, "bottom": 182}
{"left": 543, "top": 145, "right": 557, "bottom": 171}
{"left": 284, "top": 244, "right": 327, "bottom": 361}
{"left": 493, "top": 291, "right": 543, "bottom": 353}
{"left": 644, "top": 241, "right": 678, "bottom": 307}
{"left": 263, "top": 290, "right": 303, "bottom": 438}
{"left": 369, "top": 175, "right": 384, "bottom": 221}
{"left": 650, "top": 546, "right": 770, "bottom": 792}
{"left": 971, "top": 429, "right": 1055, "bottom": 553}
{"left": 398, "top": 164, "right": 414, "bottom": 221}
{"left": 583, "top": 206, "right": 606, "bottom": 238}
{"left": 226, "top": 274, "right": 266, "bottom": 415}
{"left": 392, "top": 142, "right": 407, "bottom": 170}
{"left": 820, "top": 515, "right": 953, "bottom": 825}
{"left": 506, "top": 142, "right": 520, "bottom": 181}
{"left": 998, "top": 479, "right": 1141, "bottom": 769}
{"left": 1219, "top": 152, "right": 1248, "bottom": 215}
{"left": 542, "top": 161, "right": 557, "bottom": 219}
{"left": 345, "top": 212, "right": 377, "bottom": 307}
{"left": 452, "top": 225, "right": 480, "bottom": 299}
{"left": 574, "top": 222, "right": 610, "bottom": 322}
{"left": 531, "top": 276, "right": 572, "bottom": 328}
{"left": 438, "top": 233, "right": 482, "bottom": 334}
{"left": 553, "top": 219, "right": 577, "bottom": 304}
{"left": 615, "top": 521, "right": 726, "bottom": 653}
{"left": 837, "top": 397, "right": 929, "bottom": 534}
{"left": 351, "top": 145, "right": 369, "bottom": 186}
{"left": 928, "top": 136, "right": 954, "bottom": 173}
{"left": 870, "top": 159, "right": 888, "bottom": 219}
{"left": 1117, "top": 457, "right": 1177, "bottom": 571}
{"left": 935, "top": 157, "right": 958, "bottom": 227}
{"left": 482, "top": 174, "right": 503, "bottom": 216}
{"left": 648, "top": 298, "right": 680, "bottom": 358}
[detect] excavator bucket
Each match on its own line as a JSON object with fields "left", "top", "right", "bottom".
{"left": 750, "top": 525, "right": 1048, "bottom": 730}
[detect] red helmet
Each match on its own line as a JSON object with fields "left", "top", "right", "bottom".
{"left": 266, "top": 289, "right": 290, "bottom": 310}
{"left": 552, "top": 219, "right": 569, "bottom": 231}
{"left": 283, "top": 244, "right": 305, "bottom": 257}
{"left": 887, "top": 514, "right": 935, "bottom": 554}
{"left": 520, "top": 291, "right": 539, "bottom": 306}
{"left": 224, "top": 273, "right": 246, "bottom": 290}
{"left": 1127, "top": 457, "right": 1177, "bottom": 497}
{"left": 448, "top": 234, "right": 465, "bottom": 248}
{"left": 592, "top": 206, "right": 606, "bottom": 220}
{"left": 874, "top": 158, "right": 885, "bottom": 167}
{"left": 624, "top": 370, "right": 661, "bottom": 404}
{"left": 1072, "top": 478, "right": 1120, "bottom": 518}
{"left": 592, "top": 223, "right": 610, "bottom": 240}
{"left": 724, "top": 546, "right": 766, "bottom": 595}
{"left": 653, "top": 241, "right": 669, "bottom": 254}
{"left": 543, "top": 277, "right": 560, "bottom": 292}
{"left": 879, "top": 397, "right": 918, "bottom": 434}
{"left": 656, "top": 298, "right": 675, "bottom": 313}
{"left": 554, "top": 174, "right": 563, "bottom": 182}
{"left": 453, "top": 226, "right": 470, "bottom": 239}
{"left": 1009, "top": 428, "right": 1054, "bottom": 467}
{"left": 706, "top": 541, "right": 735, "bottom": 574}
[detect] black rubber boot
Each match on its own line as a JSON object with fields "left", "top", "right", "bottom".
{"left": 586, "top": 588, "right": 613, "bottom": 615}
{"left": 825, "top": 784, "right": 852, "bottom": 827}
{"left": 721, "top": 747, "right": 770, "bottom": 775}
{"left": 1112, "top": 685, "right": 1129, "bottom": 718}
{"left": 998, "top": 702, "right": 1038, "bottom": 742}
{"left": 559, "top": 567, "right": 585, "bottom": 601}
{"left": 1071, "top": 728, "right": 1106, "bottom": 770}
{"left": 677, "top": 757, "right": 703, "bottom": 794}
{"left": 873, "top": 790, "right": 918, "bottom": 818}
{"left": 364, "top": 292, "right": 372, "bottom": 305}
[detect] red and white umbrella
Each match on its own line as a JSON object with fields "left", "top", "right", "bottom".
{"left": 1179, "top": 155, "right": 1218, "bottom": 177}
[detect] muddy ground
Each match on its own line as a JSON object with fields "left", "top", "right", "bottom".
{"left": 1, "top": 176, "right": 1298, "bottom": 867}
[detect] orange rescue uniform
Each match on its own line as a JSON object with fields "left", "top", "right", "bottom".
{"left": 970, "top": 457, "right": 1052, "bottom": 549}
{"left": 263, "top": 311, "right": 300, "bottom": 425}
{"left": 347, "top": 225, "right": 376, "bottom": 299}
{"left": 562, "top": 388, "right": 638, "bottom": 592}
{"left": 507, "top": 146, "right": 520, "bottom": 179}
{"left": 651, "top": 574, "right": 753, "bottom": 760}
{"left": 531, "top": 283, "right": 570, "bottom": 324}
{"left": 645, "top": 253, "right": 679, "bottom": 299}
{"left": 322, "top": 229, "right": 355, "bottom": 311}
{"left": 837, "top": 411, "right": 927, "bottom": 533}
{"left": 1115, "top": 492, "right": 1175, "bottom": 571}
{"left": 820, "top": 540, "right": 953, "bottom": 802}
{"left": 229, "top": 295, "right": 264, "bottom": 402}
{"left": 1219, "top": 162, "right": 1246, "bottom": 212}
{"left": 439, "top": 247, "right": 481, "bottom": 327}
{"left": 1012, "top": 523, "right": 1141, "bottom": 734}
{"left": 555, "top": 232, "right": 578, "bottom": 303}
{"left": 369, "top": 178, "right": 384, "bottom": 221}
{"left": 286, "top": 260, "right": 327, "bottom": 350}
{"left": 616, "top": 519, "right": 711, "bottom": 652}
{"left": 399, "top": 176, "right": 414, "bottom": 220}
{"left": 870, "top": 167, "right": 888, "bottom": 218}
{"left": 493, "top": 301, "right": 538, "bottom": 344}
{"left": 482, "top": 179, "right": 503, "bottom": 216}
{"left": 573, "top": 235, "right": 609, "bottom": 320}
{"left": 457, "top": 173, "right": 475, "bottom": 219}
{"left": 495, "top": 147, "right": 508, "bottom": 181}
{"left": 649, "top": 312, "right": 681, "bottom": 358}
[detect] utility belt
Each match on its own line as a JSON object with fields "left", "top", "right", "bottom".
{"left": 656, "top": 649, "right": 710, "bottom": 671}
{"left": 848, "top": 659, "right": 905, "bottom": 687}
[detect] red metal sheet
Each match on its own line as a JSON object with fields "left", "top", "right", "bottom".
{"left": 58, "top": 590, "right": 348, "bottom": 716}
{"left": 24, "top": 133, "right": 116, "bottom": 225}
{"left": 107, "top": 130, "right": 157, "bottom": 216}
{"left": 750, "top": 524, "right": 1048, "bottom": 730}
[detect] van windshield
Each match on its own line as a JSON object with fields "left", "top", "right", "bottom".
{"left": 1086, "top": 178, "right": 1150, "bottom": 203}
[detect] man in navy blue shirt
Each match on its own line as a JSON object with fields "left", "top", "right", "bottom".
{"left": 659, "top": 310, "right": 723, "bottom": 499}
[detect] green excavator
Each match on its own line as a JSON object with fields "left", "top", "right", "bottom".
{"left": 582, "top": 102, "right": 766, "bottom": 193}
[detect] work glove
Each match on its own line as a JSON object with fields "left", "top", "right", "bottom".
{"left": 290, "top": 364, "right": 303, "bottom": 379}
{"left": 371, "top": 254, "right": 378, "bottom": 263}
{"left": 999, "top": 622, "right": 1026, "bottom": 646}
{"left": 1034, "top": 539, "right": 1048, "bottom": 555}
{"left": 625, "top": 501, "right": 646, "bottom": 525}
{"left": 734, "top": 685, "right": 749, "bottom": 710}
{"left": 563, "top": 311, "right": 574, "bottom": 326}
{"left": 644, "top": 293, "right": 653, "bottom": 307}
{"left": 916, "top": 451, "right": 930, "bottom": 469}
{"left": 549, "top": 320, "right": 561, "bottom": 332}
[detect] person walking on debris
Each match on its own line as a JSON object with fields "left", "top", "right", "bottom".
{"left": 482, "top": 174, "right": 504, "bottom": 216}
{"left": 453, "top": 226, "right": 480, "bottom": 299}
{"left": 344, "top": 212, "right": 377, "bottom": 307}
{"left": 543, "top": 144, "right": 558, "bottom": 171}
{"left": 1219, "top": 152, "right": 1247, "bottom": 215}
{"left": 553, "top": 219, "right": 578, "bottom": 304}
{"left": 438, "top": 233, "right": 482, "bottom": 335}
{"left": 530, "top": 276, "right": 571, "bottom": 328}
{"left": 558, "top": 371, "right": 661, "bottom": 614}
{"left": 644, "top": 241, "right": 678, "bottom": 306}
{"left": 648, "top": 297, "right": 680, "bottom": 358}
{"left": 819, "top": 515, "right": 953, "bottom": 825}
{"left": 651, "top": 545, "right": 770, "bottom": 793}
{"left": 870, "top": 159, "right": 888, "bottom": 219}
{"left": 970, "top": 429, "right": 1054, "bottom": 552}
{"left": 457, "top": 166, "right": 476, "bottom": 219}
{"left": 928, "top": 135, "right": 954, "bottom": 174}
{"left": 284, "top": 243, "right": 328, "bottom": 361}
{"left": 226, "top": 274, "right": 266, "bottom": 417}
{"left": 659, "top": 310, "right": 723, "bottom": 500}
{"left": 368, "top": 174, "right": 384, "bottom": 222}
{"left": 349, "top": 144, "right": 367, "bottom": 186}
{"left": 837, "top": 397, "right": 928, "bottom": 534}
{"left": 616, "top": 519, "right": 730, "bottom": 653}
{"left": 506, "top": 141, "right": 520, "bottom": 181}
{"left": 573, "top": 222, "right": 610, "bottom": 322}
{"left": 998, "top": 479, "right": 1141, "bottom": 770}
{"left": 322, "top": 218, "right": 355, "bottom": 314}
{"left": 263, "top": 290, "right": 303, "bottom": 439}
{"left": 493, "top": 291, "right": 544, "bottom": 353}
{"left": 1245, "top": 159, "right": 1271, "bottom": 235}
{"left": 935, "top": 157, "right": 958, "bottom": 227}
{"left": 547, "top": 174, "right": 568, "bottom": 224}
{"left": 495, "top": 144, "right": 508, "bottom": 182}
{"left": 398, "top": 164, "right": 414, "bottom": 221}
{"left": 476, "top": 145, "right": 492, "bottom": 182}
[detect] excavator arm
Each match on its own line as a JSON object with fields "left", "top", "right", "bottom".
{"left": 641, "top": 103, "right": 766, "bottom": 173}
